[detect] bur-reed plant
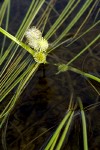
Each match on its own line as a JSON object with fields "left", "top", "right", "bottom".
{"left": 0, "top": 0, "right": 100, "bottom": 149}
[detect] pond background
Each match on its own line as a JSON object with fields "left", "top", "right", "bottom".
{"left": 0, "top": 0, "right": 100, "bottom": 150}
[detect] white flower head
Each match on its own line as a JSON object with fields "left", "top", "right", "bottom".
{"left": 27, "top": 37, "right": 49, "bottom": 52}
{"left": 25, "top": 26, "right": 42, "bottom": 41}
{"left": 24, "top": 26, "right": 49, "bottom": 63}
{"left": 33, "top": 51, "right": 46, "bottom": 63}
{"left": 28, "top": 39, "right": 40, "bottom": 50}
{"left": 38, "top": 37, "right": 49, "bottom": 52}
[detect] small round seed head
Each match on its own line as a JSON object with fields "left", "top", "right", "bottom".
{"left": 25, "top": 26, "right": 42, "bottom": 41}
{"left": 33, "top": 52, "right": 46, "bottom": 63}
{"left": 38, "top": 37, "right": 49, "bottom": 52}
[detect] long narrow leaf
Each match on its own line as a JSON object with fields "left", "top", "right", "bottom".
{"left": 78, "top": 97, "right": 88, "bottom": 150}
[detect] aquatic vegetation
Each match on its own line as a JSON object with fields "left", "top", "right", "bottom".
{"left": 33, "top": 51, "right": 47, "bottom": 64}
{"left": 25, "top": 27, "right": 49, "bottom": 63}
{"left": 25, "top": 26, "right": 42, "bottom": 40}
{"left": 0, "top": 0, "right": 100, "bottom": 150}
{"left": 25, "top": 27, "right": 49, "bottom": 52}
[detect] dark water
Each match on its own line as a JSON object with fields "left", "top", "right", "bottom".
{"left": 0, "top": 0, "right": 100, "bottom": 150}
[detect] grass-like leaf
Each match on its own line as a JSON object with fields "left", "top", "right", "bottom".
{"left": 78, "top": 97, "right": 88, "bottom": 150}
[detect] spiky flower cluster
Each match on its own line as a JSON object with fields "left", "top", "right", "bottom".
{"left": 25, "top": 26, "right": 49, "bottom": 63}
{"left": 25, "top": 26, "right": 42, "bottom": 40}
{"left": 34, "top": 52, "right": 46, "bottom": 64}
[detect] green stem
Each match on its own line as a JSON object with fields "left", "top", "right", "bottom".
{"left": 0, "top": 27, "right": 35, "bottom": 56}
{"left": 69, "top": 66, "right": 100, "bottom": 83}
{"left": 57, "top": 64, "right": 100, "bottom": 83}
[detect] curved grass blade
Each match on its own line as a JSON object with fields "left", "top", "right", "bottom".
{"left": 56, "top": 112, "right": 74, "bottom": 150}
{"left": 52, "top": 0, "right": 94, "bottom": 47}
{"left": 1, "top": 0, "right": 10, "bottom": 56}
{"left": 78, "top": 97, "right": 88, "bottom": 150}
{"left": 66, "top": 34, "right": 100, "bottom": 65}
{"left": 44, "top": 110, "right": 72, "bottom": 150}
